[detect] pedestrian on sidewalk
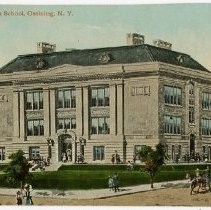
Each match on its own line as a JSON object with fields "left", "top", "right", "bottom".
{"left": 112, "top": 173, "right": 120, "bottom": 192}
{"left": 108, "top": 176, "right": 114, "bottom": 191}
{"left": 16, "top": 191, "right": 22, "bottom": 205}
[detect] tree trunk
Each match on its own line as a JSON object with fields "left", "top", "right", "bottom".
{"left": 150, "top": 176, "right": 154, "bottom": 188}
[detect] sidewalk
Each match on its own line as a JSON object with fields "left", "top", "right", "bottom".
{"left": 0, "top": 179, "right": 189, "bottom": 200}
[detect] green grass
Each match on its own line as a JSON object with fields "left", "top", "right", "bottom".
{"left": 0, "top": 163, "right": 209, "bottom": 190}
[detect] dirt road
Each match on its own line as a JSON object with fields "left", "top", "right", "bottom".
{"left": 0, "top": 187, "right": 210, "bottom": 206}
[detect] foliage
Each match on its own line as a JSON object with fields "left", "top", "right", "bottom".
{"left": 139, "top": 143, "right": 166, "bottom": 188}
{"left": 4, "top": 150, "right": 32, "bottom": 189}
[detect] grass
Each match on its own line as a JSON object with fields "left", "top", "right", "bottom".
{"left": 0, "top": 163, "right": 209, "bottom": 190}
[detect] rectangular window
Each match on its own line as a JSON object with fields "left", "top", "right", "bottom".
{"left": 91, "top": 117, "right": 110, "bottom": 134}
{"left": 29, "top": 146, "right": 40, "bottom": 160}
{"left": 164, "top": 115, "right": 181, "bottom": 134}
{"left": 201, "top": 118, "right": 211, "bottom": 136}
{"left": 57, "top": 118, "right": 76, "bottom": 130}
{"left": 91, "top": 87, "right": 109, "bottom": 107}
{"left": 0, "top": 147, "right": 5, "bottom": 161}
{"left": 164, "top": 85, "right": 182, "bottom": 106}
{"left": 26, "top": 91, "right": 43, "bottom": 110}
{"left": 202, "top": 92, "right": 211, "bottom": 110}
{"left": 57, "top": 89, "right": 76, "bottom": 109}
{"left": 27, "top": 120, "right": 44, "bottom": 136}
{"left": 93, "top": 146, "right": 105, "bottom": 161}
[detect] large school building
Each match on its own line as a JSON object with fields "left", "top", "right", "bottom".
{"left": 0, "top": 33, "right": 211, "bottom": 164}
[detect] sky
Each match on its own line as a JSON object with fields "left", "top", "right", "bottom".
{"left": 1, "top": 3, "right": 211, "bottom": 70}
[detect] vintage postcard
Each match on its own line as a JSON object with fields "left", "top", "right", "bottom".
{"left": 0, "top": 1, "right": 211, "bottom": 208}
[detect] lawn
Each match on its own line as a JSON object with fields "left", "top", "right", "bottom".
{"left": 0, "top": 163, "right": 209, "bottom": 190}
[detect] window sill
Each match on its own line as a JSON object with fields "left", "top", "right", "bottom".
{"left": 164, "top": 104, "right": 183, "bottom": 108}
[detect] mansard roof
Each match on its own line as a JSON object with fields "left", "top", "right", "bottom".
{"left": 0, "top": 44, "right": 208, "bottom": 73}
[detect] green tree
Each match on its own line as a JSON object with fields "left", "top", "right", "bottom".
{"left": 4, "top": 150, "right": 32, "bottom": 190}
{"left": 139, "top": 143, "right": 166, "bottom": 188}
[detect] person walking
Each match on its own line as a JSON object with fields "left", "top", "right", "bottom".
{"left": 112, "top": 173, "right": 120, "bottom": 192}
{"left": 16, "top": 191, "right": 22, "bottom": 205}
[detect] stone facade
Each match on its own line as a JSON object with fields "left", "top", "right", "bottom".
{"left": 0, "top": 47, "right": 211, "bottom": 165}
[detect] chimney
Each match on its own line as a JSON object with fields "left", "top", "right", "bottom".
{"left": 37, "top": 42, "right": 56, "bottom": 53}
{"left": 153, "top": 39, "right": 172, "bottom": 50}
{"left": 127, "top": 33, "right": 145, "bottom": 45}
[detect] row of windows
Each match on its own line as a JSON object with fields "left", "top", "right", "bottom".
{"left": 25, "top": 86, "right": 211, "bottom": 111}
{"left": 25, "top": 87, "right": 110, "bottom": 111}
{"left": 26, "top": 117, "right": 110, "bottom": 136}
{"left": 26, "top": 117, "right": 211, "bottom": 136}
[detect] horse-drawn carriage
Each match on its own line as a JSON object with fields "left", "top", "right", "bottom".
{"left": 186, "top": 169, "right": 210, "bottom": 195}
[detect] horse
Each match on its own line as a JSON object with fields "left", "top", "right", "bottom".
{"left": 186, "top": 173, "right": 207, "bottom": 195}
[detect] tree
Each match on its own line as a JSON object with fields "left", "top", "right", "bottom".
{"left": 4, "top": 150, "right": 32, "bottom": 190}
{"left": 139, "top": 143, "right": 166, "bottom": 188}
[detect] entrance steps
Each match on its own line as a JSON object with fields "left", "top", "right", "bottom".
{"left": 44, "top": 162, "right": 63, "bottom": 171}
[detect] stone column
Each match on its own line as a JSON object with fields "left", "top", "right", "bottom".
{"left": 76, "top": 87, "right": 83, "bottom": 137}
{"left": 117, "top": 83, "right": 124, "bottom": 135}
{"left": 19, "top": 91, "right": 25, "bottom": 141}
{"left": 43, "top": 89, "right": 50, "bottom": 137}
{"left": 83, "top": 86, "right": 89, "bottom": 137}
{"left": 13, "top": 91, "right": 20, "bottom": 138}
{"left": 110, "top": 84, "right": 117, "bottom": 135}
{"left": 50, "top": 89, "right": 56, "bottom": 137}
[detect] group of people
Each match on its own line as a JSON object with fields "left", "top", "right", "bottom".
{"left": 61, "top": 149, "right": 72, "bottom": 162}
{"left": 16, "top": 183, "right": 33, "bottom": 205}
{"left": 111, "top": 151, "right": 121, "bottom": 164}
{"left": 108, "top": 173, "right": 120, "bottom": 192}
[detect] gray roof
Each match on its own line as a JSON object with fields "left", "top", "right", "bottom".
{"left": 0, "top": 44, "right": 208, "bottom": 73}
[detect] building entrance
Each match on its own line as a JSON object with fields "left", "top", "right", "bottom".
{"left": 59, "top": 134, "right": 73, "bottom": 162}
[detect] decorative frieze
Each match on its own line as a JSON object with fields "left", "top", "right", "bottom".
{"left": 26, "top": 110, "right": 44, "bottom": 119}
{"left": 131, "top": 86, "right": 150, "bottom": 96}
{"left": 57, "top": 109, "right": 76, "bottom": 118}
{"left": 90, "top": 107, "right": 110, "bottom": 117}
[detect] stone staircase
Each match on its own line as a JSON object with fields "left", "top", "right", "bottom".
{"left": 44, "top": 162, "right": 63, "bottom": 171}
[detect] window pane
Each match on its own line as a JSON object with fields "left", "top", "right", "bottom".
{"left": 33, "top": 92, "right": 39, "bottom": 110}
{"left": 39, "top": 120, "right": 44, "bottom": 135}
{"left": 64, "top": 119, "right": 71, "bottom": 129}
{"left": 91, "top": 118, "right": 98, "bottom": 134}
{"left": 64, "top": 90, "right": 71, "bottom": 108}
{"left": 104, "top": 87, "right": 109, "bottom": 106}
{"left": 27, "top": 121, "right": 33, "bottom": 136}
{"left": 33, "top": 120, "right": 39, "bottom": 136}
{"left": 58, "top": 91, "right": 63, "bottom": 108}
{"left": 71, "top": 118, "right": 76, "bottom": 129}
{"left": 39, "top": 92, "right": 43, "bottom": 109}
{"left": 71, "top": 90, "right": 76, "bottom": 108}
{"left": 58, "top": 119, "right": 64, "bottom": 129}
{"left": 97, "top": 89, "right": 104, "bottom": 106}
{"left": 26, "top": 93, "right": 33, "bottom": 110}
{"left": 91, "top": 89, "right": 97, "bottom": 107}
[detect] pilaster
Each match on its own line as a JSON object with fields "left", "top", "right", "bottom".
{"left": 110, "top": 84, "right": 117, "bottom": 135}
{"left": 13, "top": 91, "right": 20, "bottom": 138}
{"left": 19, "top": 91, "right": 25, "bottom": 140}
{"left": 76, "top": 87, "right": 83, "bottom": 137}
{"left": 83, "top": 86, "right": 89, "bottom": 138}
{"left": 43, "top": 89, "right": 50, "bottom": 137}
{"left": 50, "top": 89, "right": 56, "bottom": 137}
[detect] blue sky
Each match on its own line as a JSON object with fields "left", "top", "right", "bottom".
{"left": 1, "top": 4, "right": 211, "bottom": 70}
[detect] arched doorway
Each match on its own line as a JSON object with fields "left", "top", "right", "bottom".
{"left": 189, "top": 134, "right": 195, "bottom": 157}
{"left": 57, "top": 130, "right": 76, "bottom": 163}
